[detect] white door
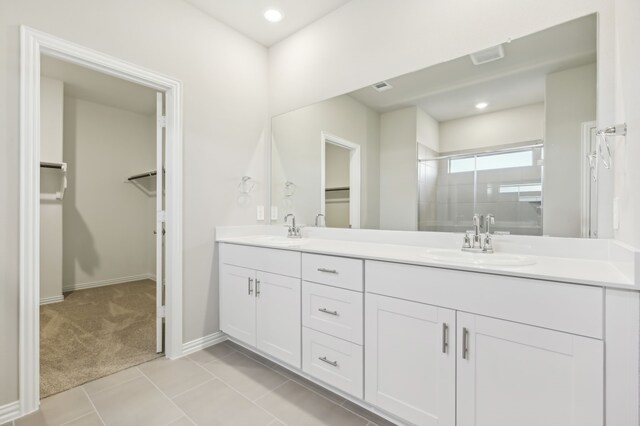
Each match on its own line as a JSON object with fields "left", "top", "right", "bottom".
{"left": 365, "top": 294, "right": 455, "bottom": 426}
{"left": 457, "top": 312, "right": 603, "bottom": 426}
{"left": 256, "top": 271, "right": 301, "bottom": 368}
{"left": 220, "top": 264, "right": 257, "bottom": 346}
{"left": 155, "top": 92, "right": 165, "bottom": 353}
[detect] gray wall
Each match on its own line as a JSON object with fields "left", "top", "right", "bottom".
{"left": 62, "top": 97, "right": 155, "bottom": 289}
{"left": 543, "top": 64, "right": 597, "bottom": 237}
{"left": 0, "top": 0, "right": 268, "bottom": 406}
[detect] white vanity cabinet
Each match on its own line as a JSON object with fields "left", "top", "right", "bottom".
{"left": 218, "top": 241, "right": 612, "bottom": 426}
{"left": 456, "top": 312, "right": 603, "bottom": 426}
{"left": 365, "top": 294, "right": 455, "bottom": 426}
{"left": 301, "top": 253, "right": 365, "bottom": 398}
{"left": 219, "top": 264, "right": 257, "bottom": 346}
{"left": 219, "top": 243, "right": 302, "bottom": 368}
{"left": 366, "top": 260, "right": 604, "bottom": 426}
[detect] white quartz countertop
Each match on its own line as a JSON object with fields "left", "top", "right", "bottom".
{"left": 216, "top": 235, "right": 637, "bottom": 289}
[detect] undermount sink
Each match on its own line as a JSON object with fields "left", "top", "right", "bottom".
{"left": 249, "top": 235, "right": 308, "bottom": 247}
{"left": 420, "top": 249, "right": 537, "bottom": 267}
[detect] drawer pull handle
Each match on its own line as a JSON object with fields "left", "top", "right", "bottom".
{"left": 248, "top": 278, "right": 253, "bottom": 295}
{"left": 318, "top": 308, "right": 339, "bottom": 316}
{"left": 256, "top": 279, "right": 261, "bottom": 297}
{"left": 442, "top": 322, "right": 449, "bottom": 354}
{"left": 317, "top": 268, "right": 338, "bottom": 274}
{"left": 318, "top": 356, "right": 338, "bottom": 367}
{"left": 462, "top": 327, "right": 470, "bottom": 360}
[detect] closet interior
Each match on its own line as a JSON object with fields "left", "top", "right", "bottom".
{"left": 38, "top": 55, "right": 164, "bottom": 398}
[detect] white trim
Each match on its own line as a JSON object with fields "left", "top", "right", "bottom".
{"left": 0, "top": 401, "right": 21, "bottom": 424}
{"left": 19, "top": 26, "right": 184, "bottom": 416}
{"left": 63, "top": 274, "right": 155, "bottom": 292}
{"left": 181, "top": 332, "right": 228, "bottom": 356}
{"left": 320, "top": 132, "right": 361, "bottom": 229}
{"left": 39, "top": 295, "right": 64, "bottom": 305}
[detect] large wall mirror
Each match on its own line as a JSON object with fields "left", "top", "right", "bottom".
{"left": 271, "top": 14, "right": 599, "bottom": 238}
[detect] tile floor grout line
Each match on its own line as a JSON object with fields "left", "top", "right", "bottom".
{"left": 167, "top": 376, "right": 215, "bottom": 401}
{"left": 184, "top": 346, "right": 238, "bottom": 366}
{"left": 57, "top": 411, "right": 101, "bottom": 426}
{"left": 226, "top": 344, "right": 377, "bottom": 425}
{"left": 189, "top": 356, "right": 287, "bottom": 425}
{"left": 82, "top": 369, "right": 144, "bottom": 398}
{"left": 137, "top": 369, "right": 200, "bottom": 426}
{"left": 80, "top": 387, "right": 107, "bottom": 426}
{"left": 192, "top": 343, "right": 382, "bottom": 425}
{"left": 193, "top": 349, "right": 292, "bottom": 403}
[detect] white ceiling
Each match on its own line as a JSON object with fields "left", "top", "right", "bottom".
{"left": 349, "top": 14, "right": 597, "bottom": 122}
{"left": 41, "top": 56, "right": 157, "bottom": 115}
{"left": 183, "top": 0, "right": 353, "bottom": 46}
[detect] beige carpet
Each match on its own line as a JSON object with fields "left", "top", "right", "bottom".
{"left": 40, "top": 279, "right": 162, "bottom": 398}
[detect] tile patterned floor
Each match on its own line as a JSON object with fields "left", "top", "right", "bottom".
{"left": 7, "top": 341, "right": 396, "bottom": 426}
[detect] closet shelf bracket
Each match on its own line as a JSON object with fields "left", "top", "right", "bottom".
{"left": 40, "top": 161, "right": 67, "bottom": 200}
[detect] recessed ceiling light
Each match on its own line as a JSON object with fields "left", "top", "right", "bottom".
{"left": 475, "top": 102, "right": 489, "bottom": 109}
{"left": 264, "top": 9, "right": 283, "bottom": 23}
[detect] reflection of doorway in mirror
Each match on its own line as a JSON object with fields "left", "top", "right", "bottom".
{"left": 321, "top": 132, "right": 361, "bottom": 229}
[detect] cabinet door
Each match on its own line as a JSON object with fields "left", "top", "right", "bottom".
{"left": 365, "top": 293, "right": 455, "bottom": 426}
{"left": 256, "top": 271, "right": 301, "bottom": 368}
{"left": 220, "top": 264, "right": 256, "bottom": 346}
{"left": 457, "top": 312, "right": 603, "bottom": 426}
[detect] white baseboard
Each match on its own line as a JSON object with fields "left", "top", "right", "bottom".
{"left": 40, "top": 295, "right": 64, "bottom": 305}
{"left": 0, "top": 400, "right": 20, "bottom": 424}
{"left": 181, "top": 331, "right": 227, "bottom": 356}
{"left": 63, "top": 273, "right": 154, "bottom": 292}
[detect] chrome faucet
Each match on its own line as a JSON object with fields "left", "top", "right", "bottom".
{"left": 462, "top": 213, "right": 495, "bottom": 253}
{"left": 315, "top": 213, "right": 325, "bottom": 227}
{"left": 284, "top": 214, "right": 302, "bottom": 238}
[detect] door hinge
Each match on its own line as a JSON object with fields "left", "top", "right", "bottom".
{"left": 158, "top": 116, "right": 167, "bottom": 127}
{"left": 157, "top": 305, "right": 166, "bottom": 318}
{"left": 157, "top": 210, "right": 166, "bottom": 222}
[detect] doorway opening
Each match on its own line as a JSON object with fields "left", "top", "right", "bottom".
{"left": 20, "top": 26, "right": 183, "bottom": 415}
{"left": 38, "top": 55, "right": 165, "bottom": 398}
{"left": 320, "top": 132, "right": 361, "bottom": 228}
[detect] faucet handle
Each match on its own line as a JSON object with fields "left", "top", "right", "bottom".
{"left": 485, "top": 214, "right": 495, "bottom": 234}
{"left": 462, "top": 233, "right": 472, "bottom": 249}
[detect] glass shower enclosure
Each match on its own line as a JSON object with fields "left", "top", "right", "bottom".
{"left": 418, "top": 145, "right": 544, "bottom": 236}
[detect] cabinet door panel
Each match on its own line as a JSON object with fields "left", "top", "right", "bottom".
{"left": 365, "top": 294, "right": 455, "bottom": 426}
{"left": 457, "top": 312, "right": 603, "bottom": 426}
{"left": 256, "top": 271, "right": 301, "bottom": 368}
{"left": 220, "top": 264, "right": 256, "bottom": 346}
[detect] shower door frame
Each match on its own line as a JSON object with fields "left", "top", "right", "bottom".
{"left": 19, "top": 26, "right": 184, "bottom": 416}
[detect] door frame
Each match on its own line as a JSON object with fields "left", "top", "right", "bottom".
{"left": 19, "top": 26, "right": 184, "bottom": 415}
{"left": 320, "top": 132, "right": 361, "bottom": 228}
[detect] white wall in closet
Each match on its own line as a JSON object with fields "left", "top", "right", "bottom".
{"left": 62, "top": 97, "right": 156, "bottom": 290}
{"left": 40, "top": 77, "right": 64, "bottom": 303}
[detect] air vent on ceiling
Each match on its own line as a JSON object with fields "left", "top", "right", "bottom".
{"left": 371, "top": 81, "right": 393, "bottom": 92}
{"left": 470, "top": 44, "right": 505, "bottom": 65}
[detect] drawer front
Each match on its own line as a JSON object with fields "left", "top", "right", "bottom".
{"left": 302, "top": 282, "right": 363, "bottom": 344}
{"left": 219, "top": 243, "right": 301, "bottom": 278}
{"left": 302, "top": 327, "right": 363, "bottom": 399}
{"left": 366, "top": 260, "right": 604, "bottom": 339}
{"left": 302, "top": 253, "right": 363, "bottom": 291}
